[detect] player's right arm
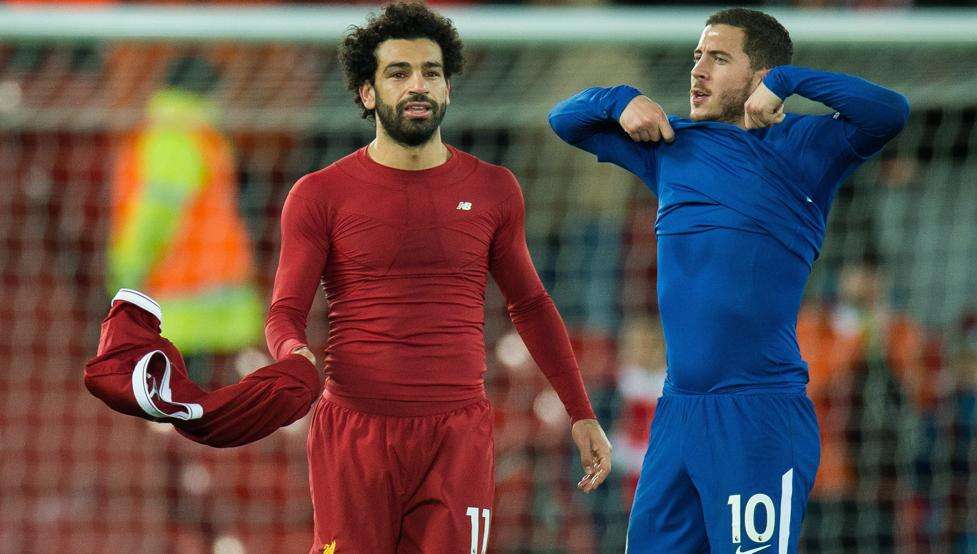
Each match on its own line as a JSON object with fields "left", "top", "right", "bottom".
{"left": 548, "top": 86, "right": 669, "bottom": 179}
{"left": 265, "top": 177, "right": 330, "bottom": 364}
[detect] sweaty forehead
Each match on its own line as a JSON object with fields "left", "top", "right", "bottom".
{"left": 696, "top": 24, "right": 746, "bottom": 54}
{"left": 375, "top": 38, "right": 443, "bottom": 67}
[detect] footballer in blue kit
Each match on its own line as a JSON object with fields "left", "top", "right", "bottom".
{"left": 549, "top": 8, "right": 908, "bottom": 554}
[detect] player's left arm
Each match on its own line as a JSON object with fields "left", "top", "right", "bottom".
{"left": 754, "top": 65, "right": 910, "bottom": 158}
{"left": 488, "top": 169, "right": 612, "bottom": 493}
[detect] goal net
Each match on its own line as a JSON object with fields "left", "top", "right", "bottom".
{"left": 1, "top": 6, "right": 975, "bottom": 553}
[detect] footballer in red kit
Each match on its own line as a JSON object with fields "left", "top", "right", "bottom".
{"left": 84, "top": 3, "right": 612, "bottom": 552}
{"left": 265, "top": 3, "right": 612, "bottom": 552}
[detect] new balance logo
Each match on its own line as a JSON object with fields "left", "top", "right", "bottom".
{"left": 735, "top": 545, "right": 770, "bottom": 554}
{"left": 456, "top": 201, "right": 472, "bottom": 211}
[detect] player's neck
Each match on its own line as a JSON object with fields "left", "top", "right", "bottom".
{"left": 368, "top": 131, "right": 449, "bottom": 171}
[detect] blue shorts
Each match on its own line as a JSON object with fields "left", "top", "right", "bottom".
{"left": 626, "top": 393, "right": 820, "bottom": 554}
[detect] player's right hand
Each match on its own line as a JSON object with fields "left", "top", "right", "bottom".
{"left": 291, "top": 345, "right": 317, "bottom": 366}
{"left": 619, "top": 95, "right": 675, "bottom": 143}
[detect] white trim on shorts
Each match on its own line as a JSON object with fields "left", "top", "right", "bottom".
{"left": 131, "top": 350, "right": 203, "bottom": 421}
{"left": 113, "top": 288, "right": 162, "bottom": 324}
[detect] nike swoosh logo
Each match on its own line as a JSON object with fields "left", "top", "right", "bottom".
{"left": 735, "top": 545, "right": 771, "bottom": 554}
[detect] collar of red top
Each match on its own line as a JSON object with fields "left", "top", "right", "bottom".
{"left": 345, "top": 144, "right": 478, "bottom": 187}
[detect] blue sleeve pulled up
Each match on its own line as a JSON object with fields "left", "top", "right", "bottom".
{"left": 548, "top": 85, "right": 656, "bottom": 182}
{"left": 764, "top": 65, "right": 909, "bottom": 159}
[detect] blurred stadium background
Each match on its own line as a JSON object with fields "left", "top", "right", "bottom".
{"left": 1, "top": 3, "right": 976, "bottom": 553}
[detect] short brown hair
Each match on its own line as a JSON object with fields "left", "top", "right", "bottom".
{"left": 706, "top": 8, "right": 792, "bottom": 70}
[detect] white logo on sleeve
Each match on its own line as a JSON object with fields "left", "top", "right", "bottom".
{"left": 805, "top": 196, "right": 813, "bottom": 203}
{"left": 456, "top": 201, "right": 472, "bottom": 211}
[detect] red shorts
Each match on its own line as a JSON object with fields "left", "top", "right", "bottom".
{"left": 307, "top": 393, "right": 494, "bottom": 553}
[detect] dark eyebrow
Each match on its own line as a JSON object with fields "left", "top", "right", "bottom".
{"left": 383, "top": 62, "right": 411, "bottom": 71}
{"left": 382, "top": 61, "right": 444, "bottom": 71}
{"left": 693, "top": 48, "right": 733, "bottom": 56}
{"left": 693, "top": 49, "right": 733, "bottom": 58}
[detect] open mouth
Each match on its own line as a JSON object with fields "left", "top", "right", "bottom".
{"left": 403, "top": 102, "right": 433, "bottom": 119}
{"left": 691, "top": 89, "right": 710, "bottom": 106}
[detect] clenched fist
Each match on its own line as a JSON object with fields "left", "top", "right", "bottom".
{"left": 619, "top": 95, "right": 675, "bottom": 143}
{"left": 744, "top": 82, "right": 786, "bottom": 129}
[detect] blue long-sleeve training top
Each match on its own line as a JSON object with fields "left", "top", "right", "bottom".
{"left": 549, "top": 65, "right": 909, "bottom": 395}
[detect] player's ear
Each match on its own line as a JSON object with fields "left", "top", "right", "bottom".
{"left": 444, "top": 79, "right": 451, "bottom": 106}
{"left": 360, "top": 80, "right": 376, "bottom": 111}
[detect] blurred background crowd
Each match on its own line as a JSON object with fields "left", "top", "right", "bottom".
{"left": 0, "top": 3, "right": 975, "bottom": 553}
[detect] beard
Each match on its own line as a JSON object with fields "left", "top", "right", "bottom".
{"left": 713, "top": 81, "right": 754, "bottom": 125}
{"left": 374, "top": 92, "right": 446, "bottom": 147}
{"left": 691, "top": 79, "right": 754, "bottom": 124}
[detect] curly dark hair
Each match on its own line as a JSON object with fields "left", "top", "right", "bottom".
{"left": 706, "top": 8, "right": 792, "bottom": 70}
{"left": 338, "top": 1, "right": 464, "bottom": 120}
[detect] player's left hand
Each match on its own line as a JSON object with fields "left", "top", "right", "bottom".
{"left": 743, "top": 82, "right": 785, "bottom": 129}
{"left": 571, "top": 418, "right": 612, "bottom": 493}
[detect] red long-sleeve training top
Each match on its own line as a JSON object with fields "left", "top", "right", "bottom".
{"left": 265, "top": 145, "right": 595, "bottom": 421}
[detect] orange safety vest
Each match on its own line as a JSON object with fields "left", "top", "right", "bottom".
{"left": 111, "top": 127, "right": 255, "bottom": 297}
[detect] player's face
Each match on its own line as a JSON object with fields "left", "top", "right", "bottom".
{"left": 690, "top": 24, "right": 762, "bottom": 124}
{"left": 361, "top": 38, "right": 451, "bottom": 147}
